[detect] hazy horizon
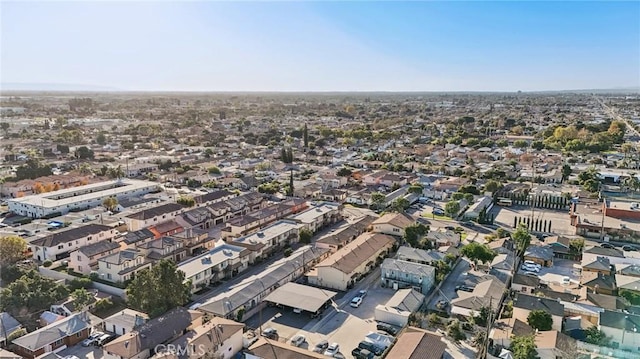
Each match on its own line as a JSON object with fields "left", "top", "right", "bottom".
{"left": 2, "top": 1, "right": 639, "bottom": 92}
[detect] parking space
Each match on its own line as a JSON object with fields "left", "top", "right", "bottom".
{"left": 522, "top": 258, "right": 581, "bottom": 285}
{"left": 490, "top": 206, "right": 574, "bottom": 235}
{"left": 57, "top": 344, "right": 103, "bottom": 359}
{"left": 427, "top": 258, "right": 473, "bottom": 313}
{"left": 245, "top": 269, "right": 396, "bottom": 358}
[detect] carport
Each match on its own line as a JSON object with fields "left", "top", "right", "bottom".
{"left": 264, "top": 282, "right": 337, "bottom": 315}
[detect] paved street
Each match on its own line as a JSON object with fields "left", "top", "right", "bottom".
{"left": 426, "top": 258, "right": 471, "bottom": 313}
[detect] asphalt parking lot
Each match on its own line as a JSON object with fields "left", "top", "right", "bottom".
{"left": 57, "top": 344, "right": 103, "bottom": 359}
{"left": 519, "top": 258, "right": 581, "bottom": 285}
{"left": 245, "top": 267, "right": 396, "bottom": 358}
{"left": 490, "top": 205, "right": 574, "bottom": 235}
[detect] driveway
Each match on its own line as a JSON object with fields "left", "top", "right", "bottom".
{"left": 57, "top": 344, "right": 103, "bottom": 359}
{"left": 427, "top": 258, "right": 472, "bottom": 313}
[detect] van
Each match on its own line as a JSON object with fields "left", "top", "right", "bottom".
{"left": 95, "top": 333, "right": 116, "bottom": 346}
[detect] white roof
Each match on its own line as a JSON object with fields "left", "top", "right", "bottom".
{"left": 289, "top": 203, "right": 339, "bottom": 224}
{"left": 233, "top": 220, "right": 300, "bottom": 246}
{"left": 178, "top": 244, "right": 244, "bottom": 279}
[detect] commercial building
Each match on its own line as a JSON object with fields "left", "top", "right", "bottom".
{"left": 8, "top": 179, "right": 159, "bottom": 218}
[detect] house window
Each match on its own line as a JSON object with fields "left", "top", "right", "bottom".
{"left": 78, "top": 255, "right": 82, "bottom": 261}
{"left": 107, "top": 273, "right": 112, "bottom": 279}
{"left": 106, "top": 263, "right": 111, "bottom": 269}
{"left": 58, "top": 245, "right": 64, "bottom": 249}
{"left": 55, "top": 339, "right": 63, "bottom": 345}
{"left": 76, "top": 332, "right": 82, "bottom": 337}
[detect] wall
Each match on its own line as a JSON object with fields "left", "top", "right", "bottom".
{"left": 577, "top": 341, "right": 640, "bottom": 359}
{"left": 512, "top": 307, "right": 562, "bottom": 331}
{"left": 38, "top": 266, "right": 126, "bottom": 299}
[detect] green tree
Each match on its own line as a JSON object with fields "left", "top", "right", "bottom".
{"left": 126, "top": 259, "right": 191, "bottom": 318}
{"left": 303, "top": 123, "right": 309, "bottom": 148}
{"left": 96, "top": 133, "right": 107, "bottom": 145}
{"left": 460, "top": 242, "right": 497, "bottom": 264}
{"left": 484, "top": 180, "right": 501, "bottom": 193}
{"left": 512, "top": 224, "right": 532, "bottom": 257}
{"left": 75, "top": 146, "right": 94, "bottom": 159}
{"left": 336, "top": 167, "right": 352, "bottom": 177}
{"left": 69, "top": 277, "right": 93, "bottom": 291}
{"left": 463, "top": 193, "right": 474, "bottom": 203}
{"left": 569, "top": 238, "right": 585, "bottom": 253}
{"left": 0, "top": 270, "right": 69, "bottom": 320}
{"left": 510, "top": 335, "right": 537, "bottom": 359}
{"left": 561, "top": 164, "right": 572, "bottom": 182}
{"left": 404, "top": 223, "right": 429, "bottom": 247}
{"left": 390, "top": 198, "right": 410, "bottom": 213}
{"left": 584, "top": 325, "right": 610, "bottom": 346}
{"left": 208, "top": 166, "right": 221, "bottom": 175}
{"left": 71, "top": 288, "right": 95, "bottom": 310}
{"left": 370, "top": 192, "right": 386, "bottom": 210}
{"left": 527, "top": 309, "right": 552, "bottom": 331}
{"left": 177, "top": 196, "right": 196, "bottom": 207}
{"left": 299, "top": 228, "right": 313, "bottom": 244}
{"left": 0, "top": 236, "right": 27, "bottom": 268}
{"left": 446, "top": 319, "right": 466, "bottom": 343}
{"left": 408, "top": 183, "right": 424, "bottom": 194}
{"left": 444, "top": 200, "right": 460, "bottom": 217}
{"left": 102, "top": 197, "right": 119, "bottom": 212}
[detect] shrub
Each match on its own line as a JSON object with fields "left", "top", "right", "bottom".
{"left": 284, "top": 248, "right": 293, "bottom": 257}
{"left": 7, "top": 328, "right": 27, "bottom": 343}
{"left": 43, "top": 260, "right": 52, "bottom": 267}
{"left": 94, "top": 298, "right": 114, "bottom": 312}
{"left": 69, "top": 277, "right": 93, "bottom": 291}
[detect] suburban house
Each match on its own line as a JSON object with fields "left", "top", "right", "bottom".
{"left": 545, "top": 236, "right": 579, "bottom": 260}
{"left": 287, "top": 202, "right": 342, "bottom": 233}
{"left": 380, "top": 258, "right": 436, "bottom": 294}
{"left": 374, "top": 288, "right": 425, "bottom": 327}
{"left": 582, "top": 256, "right": 613, "bottom": 275}
{"left": 11, "top": 312, "right": 93, "bottom": 359}
{"left": 511, "top": 274, "right": 541, "bottom": 294}
{"left": 426, "top": 230, "right": 460, "bottom": 248}
{"left": 124, "top": 203, "right": 184, "bottom": 231}
{"left": 0, "top": 312, "right": 22, "bottom": 346}
{"left": 371, "top": 213, "right": 415, "bottom": 237}
{"left": 451, "top": 276, "right": 505, "bottom": 317}
{"left": 599, "top": 309, "right": 640, "bottom": 351}
{"left": 523, "top": 245, "right": 554, "bottom": 267}
{"left": 160, "top": 317, "right": 245, "bottom": 359}
{"left": 50, "top": 290, "right": 108, "bottom": 317}
{"left": 97, "top": 248, "right": 151, "bottom": 283}
{"left": 68, "top": 240, "right": 120, "bottom": 274}
{"left": 103, "top": 307, "right": 203, "bottom": 359}
{"left": 463, "top": 196, "right": 493, "bottom": 220}
{"left": 171, "top": 228, "right": 213, "bottom": 256}
{"left": 384, "top": 327, "right": 447, "bottom": 359}
{"left": 307, "top": 232, "right": 395, "bottom": 291}
{"left": 246, "top": 338, "right": 326, "bottom": 359}
{"left": 581, "top": 272, "right": 617, "bottom": 295}
{"left": 178, "top": 243, "right": 250, "bottom": 293}
{"left": 534, "top": 330, "right": 577, "bottom": 359}
{"left": 512, "top": 293, "right": 564, "bottom": 331}
{"left": 148, "top": 220, "right": 184, "bottom": 238}
{"left": 121, "top": 228, "right": 156, "bottom": 249}
{"left": 102, "top": 309, "right": 149, "bottom": 336}
{"left": 30, "top": 224, "right": 117, "bottom": 261}
{"left": 193, "top": 189, "right": 236, "bottom": 207}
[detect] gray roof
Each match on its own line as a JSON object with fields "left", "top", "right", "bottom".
{"left": 264, "top": 282, "right": 337, "bottom": 313}
{"left": 104, "top": 309, "right": 148, "bottom": 331}
{"left": 524, "top": 245, "right": 554, "bottom": 261}
{"left": 583, "top": 256, "right": 611, "bottom": 271}
{"left": 381, "top": 258, "right": 435, "bottom": 278}
{"left": 0, "top": 312, "right": 22, "bottom": 342}
{"left": 198, "top": 246, "right": 328, "bottom": 317}
{"left": 396, "top": 246, "right": 444, "bottom": 264}
{"left": 78, "top": 240, "right": 120, "bottom": 257}
{"left": 100, "top": 249, "right": 143, "bottom": 265}
{"left": 600, "top": 309, "right": 640, "bottom": 331}
{"left": 12, "top": 312, "right": 91, "bottom": 351}
{"left": 126, "top": 203, "right": 183, "bottom": 220}
{"left": 385, "top": 288, "right": 425, "bottom": 312}
{"left": 123, "top": 228, "right": 155, "bottom": 245}
{"left": 513, "top": 293, "right": 564, "bottom": 317}
{"left": 31, "top": 224, "right": 112, "bottom": 247}
{"left": 584, "top": 246, "right": 624, "bottom": 258}
{"left": 513, "top": 274, "right": 540, "bottom": 287}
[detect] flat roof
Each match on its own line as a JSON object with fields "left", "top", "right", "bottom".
{"left": 178, "top": 244, "right": 245, "bottom": 279}
{"left": 264, "top": 282, "right": 337, "bottom": 313}
{"left": 8, "top": 179, "right": 158, "bottom": 208}
{"left": 289, "top": 203, "right": 339, "bottom": 224}
{"left": 232, "top": 220, "right": 300, "bottom": 245}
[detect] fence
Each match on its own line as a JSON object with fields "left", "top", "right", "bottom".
{"left": 39, "top": 266, "right": 127, "bottom": 299}
{"left": 578, "top": 341, "right": 640, "bottom": 359}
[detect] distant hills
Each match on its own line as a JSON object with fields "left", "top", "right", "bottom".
{"left": 0, "top": 82, "right": 120, "bottom": 92}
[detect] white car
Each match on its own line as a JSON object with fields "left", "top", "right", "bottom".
{"left": 324, "top": 342, "right": 340, "bottom": 356}
{"left": 521, "top": 265, "right": 540, "bottom": 273}
{"left": 81, "top": 331, "right": 104, "bottom": 347}
{"left": 290, "top": 334, "right": 306, "bottom": 347}
{"left": 350, "top": 296, "right": 363, "bottom": 308}
{"left": 523, "top": 260, "right": 542, "bottom": 269}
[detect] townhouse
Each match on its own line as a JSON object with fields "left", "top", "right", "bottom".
{"left": 124, "top": 203, "right": 184, "bottom": 231}
{"left": 178, "top": 244, "right": 250, "bottom": 293}
{"left": 288, "top": 202, "right": 342, "bottom": 233}
{"left": 371, "top": 212, "right": 415, "bottom": 237}
{"left": 12, "top": 313, "right": 93, "bottom": 359}
{"left": 229, "top": 220, "right": 301, "bottom": 263}
{"left": 30, "top": 224, "right": 117, "bottom": 262}
{"left": 136, "top": 236, "right": 187, "bottom": 263}
{"left": 315, "top": 215, "right": 375, "bottom": 252}
{"left": 97, "top": 248, "right": 151, "bottom": 283}
{"left": 68, "top": 239, "right": 120, "bottom": 274}
{"left": 381, "top": 258, "right": 436, "bottom": 294}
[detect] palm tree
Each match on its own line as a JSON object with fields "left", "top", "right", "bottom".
{"left": 103, "top": 197, "right": 118, "bottom": 212}
{"left": 107, "top": 165, "right": 125, "bottom": 179}
{"left": 77, "top": 163, "right": 93, "bottom": 176}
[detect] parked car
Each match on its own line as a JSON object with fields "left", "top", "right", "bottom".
{"left": 432, "top": 209, "right": 445, "bottom": 216}
{"left": 350, "top": 296, "right": 363, "bottom": 308}
{"left": 291, "top": 334, "right": 306, "bottom": 347}
{"left": 261, "top": 327, "right": 278, "bottom": 339}
{"left": 376, "top": 322, "right": 399, "bottom": 336}
{"left": 436, "top": 300, "right": 449, "bottom": 310}
{"left": 358, "top": 340, "right": 384, "bottom": 355}
{"left": 523, "top": 271, "right": 539, "bottom": 277}
{"left": 456, "top": 285, "right": 474, "bottom": 292}
{"left": 358, "top": 289, "right": 368, "bottom": 298}
{"left": 523, "top": 260, "right": 542, "bottom": 268}
{"left": 313, "top": 340, "right": 329, "bottom": 353}
{"left": 96, "top": 333, "right": 116, "bottom": 347}
{"left": 600, "top": 243, "right": 615, "bottom": 249}
{"left": 444, "top": 226, "right": 455, "bottom": 231}
{"left": 623, "top": 245, "right": 638, "bottom": 252}
{"left": 352, "top": 348, "right": 374, "bottom": 359}
{"left": 324, "top": 342, "right": 340, "bottom": 356}
{"left": 521, "top": 265, "right": 540, "bottom": 273}
{"left": 82, "top": 331, "right": 104, "bottom": 347}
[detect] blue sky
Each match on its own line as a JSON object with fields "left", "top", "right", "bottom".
{"left": 1, "top": 1, "right": 638, "bottom": 91}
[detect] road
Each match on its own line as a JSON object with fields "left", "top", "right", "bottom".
{"left": 596, "top": 96, "right": 640, "bottom": 138}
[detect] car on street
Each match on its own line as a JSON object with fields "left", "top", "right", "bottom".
{"left": 82, "top": 331, "right": 104, "bottom": 346}
{"left": 444, "top": 225, "right": 455, "bottom": 230}
{"left": 623, "top": 245, "right": 638, "bottom": 252}
{"left": 324, "top": 342, "right": 340, "bottom": 356}
{"left": 456, "top": 285, "right": 474, "bottom": 292}
{"left": 261, "top": 327, "right": 278, "bottom": 339}
{"left": 600, "top": 243, "right": 615, "bottom": 249}
{"left": 290, "top": 334, "right": 306, "bottom": 347}
{"left": 523, "top": 260, "right": 542, "bottom": 268}
{"left": 358, "top": 289, "right": 368, "bottom": 298}
{"left": 350, "top": 296, "right": 363, "bottom": 308}
{"left": 313, "top": 340, "right": 329, "bottom": 353}
{"left": 436, "top": 300, "right": 449, "bottom": 310}
{"left": 432, "top": 209, "right": 445, "bottom": 216}
{"left": 377, "top": 322, "right": 399, "bottom": 336}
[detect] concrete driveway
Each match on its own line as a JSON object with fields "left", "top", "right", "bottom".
{"left": 57, "top": 344, "right": 103, "bottom": 359}
{"left": 427, "top": 258, "right": 472, "bottom": 313}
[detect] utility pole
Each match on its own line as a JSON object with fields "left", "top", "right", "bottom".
{"left": 600, "top": 192, "right": 606, "bottom": 241}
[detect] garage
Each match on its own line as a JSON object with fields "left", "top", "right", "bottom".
{"left": 264, "top": 282, "right": 337, "bottom": 316}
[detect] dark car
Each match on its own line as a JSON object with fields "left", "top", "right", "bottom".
{"left": 622, "top": 245, "right": 638, "bottom": 252}
{"left": 96, "top": 333, "right": 117, "bottom": 347}
{"left": 444, "top": 225, "right": 455, "bottom": 231}
{"left": 261, "top": 327, "right": 278, "bottom": 340}
{"left": 358, "top": 341, "right": 384, "bottom": 355}
{"left": 352, "top": 347, "right": 375, "bottom": 359}
{"left": 456, "top": 285, "right": 474, "bottom": 292}
{"left": 600, "top": 243, "right": 615, "bottom": 249}
{"left": 376, "top": 322, "right": 399, "bottom": 336}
